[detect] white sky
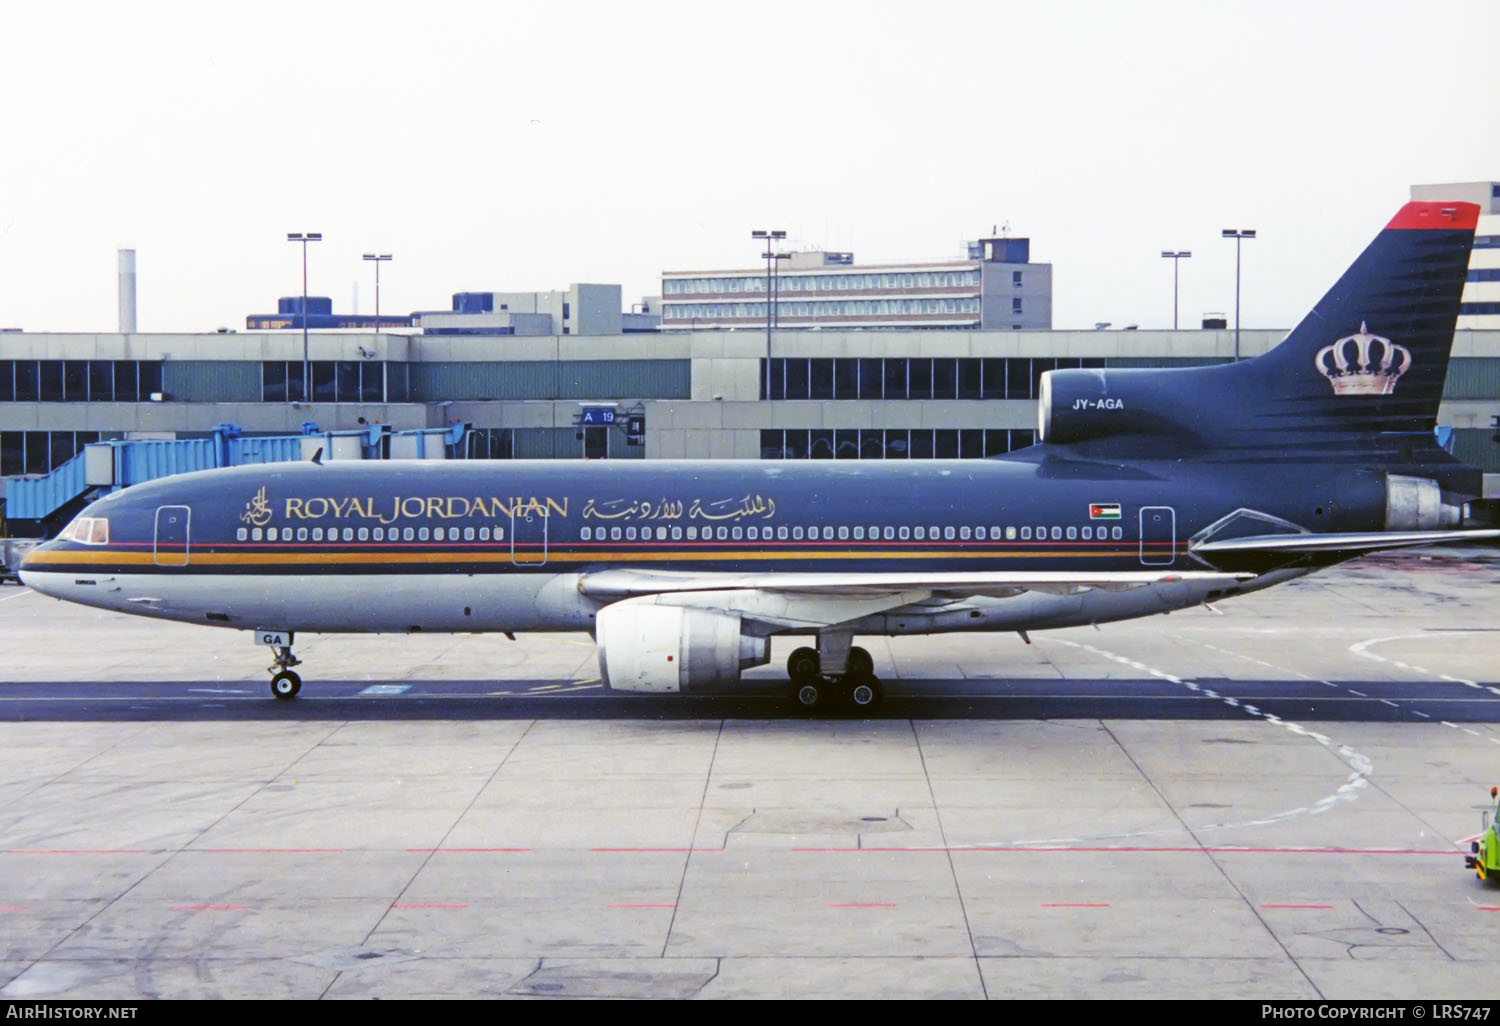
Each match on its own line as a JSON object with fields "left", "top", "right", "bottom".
{"left": 1, "top": 0, "right": 1496, "bottom": 334}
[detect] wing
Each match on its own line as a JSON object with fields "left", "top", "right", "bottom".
{"left": 578, "top": 568, "right": 1253, "bottom": 632}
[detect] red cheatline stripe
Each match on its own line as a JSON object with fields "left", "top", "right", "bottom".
{"left": 406, "top": 847, "right": 530, "bottom": 853}
{"left": 609, "top": 903, "right": 678, "bottom": 909}
{"left": 1041, "top": 902, "right": 1110, "bottom": 908}
{"left": 392, "top": 903, "right": 469, "bottom": 909}
{"left": 172, "top": 905, "right": 249, "bottom": 911}
{"left": 1261, "top": 904, "right": 1334, "bottom": 909}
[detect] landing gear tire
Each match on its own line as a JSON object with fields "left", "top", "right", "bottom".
{"left": 270, "top": 670, "right": 302, "bottom": 700}
{"left": 847, "top": 678, "right": 883, "bottom": 712}
{"left": 792, "top": 680, "right": 824, "bottom": 713}
{"left": 787, "top": 647, "right": 820, "bottom": 684}
{"left": 846, "top": 646, "right": 874, "bottom": 681}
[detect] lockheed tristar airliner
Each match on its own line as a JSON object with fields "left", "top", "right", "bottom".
{"left": 20, "top": 201, "right": 1500, "bottom": 710}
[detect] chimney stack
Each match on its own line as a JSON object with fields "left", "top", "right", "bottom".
{"left": 118, "top": 249, "right": 137, "bottom": 333}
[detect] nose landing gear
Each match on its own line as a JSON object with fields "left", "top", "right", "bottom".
{"left": 268, "top": 642, "right": 302, "bottom": 700}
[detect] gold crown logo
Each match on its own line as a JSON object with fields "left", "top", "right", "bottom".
{"left": 1314, "top": 322, "right": 1411, "bottom": 396}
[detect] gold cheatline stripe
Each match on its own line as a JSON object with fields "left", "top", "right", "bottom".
{"left": 25, "top": 546, "right": 1131, "bottom": 568}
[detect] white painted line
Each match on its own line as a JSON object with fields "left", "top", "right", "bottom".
{"left": 0, "top": 589, "right": 33, "bottom": 603}
{"left": 358, "top": 684, "right": 411, "bottom": 696}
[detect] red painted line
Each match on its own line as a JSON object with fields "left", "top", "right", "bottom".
{"left": 591, "top": 848, "right": 724, "bottom": 853}
{"left": 1261, "top": 904, "right": 1334, "bottom": 909}
{"left": 0, "top": 906, "right": 28, "bottom": 912}
{"left": 797, "top": 846, "right": 1462, "bottom": 856}
{"left": 406, "top": 847, "right": 530, "bottom": 853}
{"left": 5, "top": 849, "right": 147, "bottom": 855}
{"left": 172, "top": 904, "right": 249, "bottom": 911}
{"left": 825, "top": 902, "right": 897, "bottom": 908}
{"left": 1041, "top": 902, "right": 1110, "bottom": 908}
{"left": 1478, "top": 906, "right": 1500, "bottom": 912}
{"left": 198, "top": 848, "right": 344, "bottom": 854}
{"left": 608, "top": 903, "right": 678, "bottom": 909}
{"left": 392, "top": 903, "right": 469, "bottom": 909}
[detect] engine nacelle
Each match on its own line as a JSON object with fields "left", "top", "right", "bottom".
{"left": 596, "top": 600, "right": 770, "bottom": 694}
{"left": 1385, "top": 474, "right": 1462, "bottom": 530}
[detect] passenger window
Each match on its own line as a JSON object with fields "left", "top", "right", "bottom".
{"left": 1035, "top": 525, "right": 1045, "bottom": 538}
{"left": 311, "top": 528, "right": 323, "bottom": 541}
{"left": 915, "top": 526, "right": 925, "bottom": 540}
{"left": 1050, "top": 526, "right": 1062, "bottom": 540}
{"left": 1066, "top": 526, "right": 1077, "bottom": 540}
{"left": 372, "top": 527, "right": 383, "bottom": 541}
{"left": 884, "top": 526, "right": 894, "bottom": 540}
{"left": 402, "top": 528, "right": 414, "bottom": 541}
{"left": 898, "top": 526, "right": 909, "bottom": 540}
{"left": 944, "top": 526, "right": 956, "bottom": 540}
{"left": 479, "top": 527, "right": 490, "bottom": 541}
{"left": 611, "top": 527, "right": 621, "bottom": 540}
{"left": 434, "top": 527, "right": 445, "bottom": 541}
{"left": 853, "top": 526, "right": 864, "bottom": 540}
{"left": 419, "top": 528, "right": 430, "bottom": 541}
{"left": 1112, "top": 526, "right": 1123, "bottom": 540}
{"left": 495, "top": 526, "right": 505, "bottom": 541}
{"left": 750, "top": 526, "right": 760, "bottom": 540}
{"left": 1081, "top": 526, "right": 1091, "bottom": 540}
{"left": 626, "top": 527, "right": 637, "bottom": 540}
{"left": 359, "top": 527, "right": 370, "bottom": 541}
{"left": 930, "top": 526, "right": 940, "bottom": 539}
{"left": 1005, "top": 526, "right": 1016, "bottom": 540}
{"left": 960, "top": 526, "right": 971, "bottom": 540}
{"left": 732, "top": 526, "right": 743, "bottom": 540}
{"left": 237, "top": 528, "right": 249, "bottom": 541}
{"left": 657, "top": 527, "right": 668, "bottom": 540}
{"left": 464, "top": 527, "right": 474, "bottom": 541}
{"left": 777, "top": 526, "right": 788, "bottom": 540}
{"left": 672, "top": 526, "right": 683, "bottom": 540}
{"left": 720, "top": 526, "right": 730, "bottom": 540}
{"left": 687, "top": 526, "right": 698, "bottom": 540}
{"left": 793, "top": 526, "right": 803, "bottom": 540}
{"left": 837, "top": 526, "right": 849, "bottom": 540}
{"left": 581, "top": 527, "right": 592, "bottom": 541}
{"left": 1020, "top": 527, "right": 1031, "bottom": 540}
{"left": 297, "top": 527, "right": 308, "bottom": 541}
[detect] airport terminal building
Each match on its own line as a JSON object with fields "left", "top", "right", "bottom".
{"left": 4, "top": 185, "right": 1500, "bottom": 527}
{"left": 3, "top": 322, "right": 1499, "bottom": 517}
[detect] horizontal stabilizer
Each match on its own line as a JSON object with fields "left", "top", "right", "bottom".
{"left": 1190, "top": 528, "right": 1500, "bottom": 557}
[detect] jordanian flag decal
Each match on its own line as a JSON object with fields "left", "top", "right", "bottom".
{"left": 1089, "top": 503, "right": 1122, "bottom": 520}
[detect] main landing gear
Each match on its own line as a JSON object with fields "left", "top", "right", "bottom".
{"left": 268, "top": 641, "right": 303, "bottom": 700}
{"left": 785, "top": 642, "right": 884, "bottom": 714}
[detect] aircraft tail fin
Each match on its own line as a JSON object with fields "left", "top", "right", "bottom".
{"left": 1244, "top": 201, "right": 1479, "bottom": 437}
{"left": 1039, "top": 201, "right": 1479, "bottom": 465}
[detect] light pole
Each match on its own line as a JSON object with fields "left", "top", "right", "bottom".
{"left": 1220, "top": 229, "right": 1255, "bottom": 360}
{"left": 287, "top": 232, "right": 322, "bottom": 400}
{"left": 752, "top": 229, "right": 786, "bottom": 397}
{"left": 362, "top": 253, "right": 392, "bottom": 331}
{"left": 1160, "top": 250, "right": 1191, "bottom": 330}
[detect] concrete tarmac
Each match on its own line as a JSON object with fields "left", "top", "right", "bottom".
{"left": 1, "top": 548, "right": 1498, "bottom": 1000}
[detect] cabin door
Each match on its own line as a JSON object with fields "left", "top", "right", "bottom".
{"left": 510, "top": 506, "right": 549, "bottom": 566}
{"left": 153, "top": 505, "right": 191, "bottom": 567}
{"left": 1138, "top": 506, "right": 1175, "bottom": 566}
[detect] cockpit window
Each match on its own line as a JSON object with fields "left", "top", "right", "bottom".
{"left": 60, "top": 516, "right": 109, "bottom": 545}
